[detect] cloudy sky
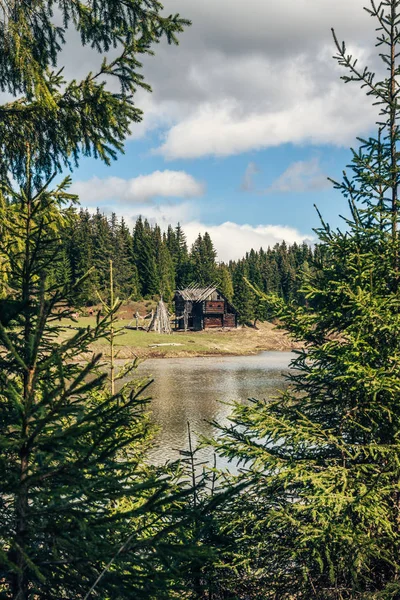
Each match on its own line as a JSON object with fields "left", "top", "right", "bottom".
{"left": 68, "top": 0, "right": 381, "bottom": 261}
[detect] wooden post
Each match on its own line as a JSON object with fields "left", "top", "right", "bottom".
{"left": 109, "top": 260, "right": 115, "bottom": 396}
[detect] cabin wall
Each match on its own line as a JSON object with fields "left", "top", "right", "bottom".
{"left": 203, "top": 299, "right": 237, "bottom": 329}
{"left": 205, "top": 300, "right": 224, "bottom": 313}
{"left": 174, "top": 290, "right": 238, "bottom": 330}
{"left": 223, "top": 314, "right": 236, "bottom": 328}
{"left": 204, "top": 315, "right": 223, "bottom": 328}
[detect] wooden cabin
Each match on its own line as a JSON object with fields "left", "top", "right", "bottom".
{"left": 174, "top": 284, "right": 238, "bottom": 331}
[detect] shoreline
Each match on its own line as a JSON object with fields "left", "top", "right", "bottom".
{"left": 89, "top": 345, "right": 297, "bottom": 360}
{"left": 75, "top": 321, "right": 301, "bottom": 360}
{"left": 59, "top": 318, "right": 300, "bottom": 361}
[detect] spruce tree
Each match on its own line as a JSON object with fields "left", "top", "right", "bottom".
{"left": 112, "top": 216, "right": 139, "bottom": 300}
{"left": 0, "top": 158, "right": 196, "bottom": 600}
{"left": 132, "top": 217, "right": 160, "bottom": 298}
{"left": 203, "top": 232, "right": 218, "bottom": 280}
{"left": 190, "top": 233, "right": 218, "bottom": 285}
{"left": 217, "top": 264, "right": 234, "bottom": 303}
{"left": 0, "top": 0, "right": 190, "bottom": 182}
{"left": 213, "top": 2, "right": 400, "bottom": 598}
{"left": 66, "top": 209, "right": 98, "bottom": 306}
{"left": 0, "top": 2, "right": 194, "bottom": 597}
{"left": 92, "top": 209, "right": 113, "bottom": 297}
{"left": 190, "top": 234, "right": 204, "bottom": 284}
{"left": 174, "top": 223, "right": 191, "bottom": 289}
{"left": 232, "top": 260, "right": 255, "bottom": 325}
{"left": 246, "top": 249, "right": 263, "bottom": 290}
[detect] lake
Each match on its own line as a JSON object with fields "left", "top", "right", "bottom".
{"left": 130, "top": 351, "right": 293, "bottom": 467}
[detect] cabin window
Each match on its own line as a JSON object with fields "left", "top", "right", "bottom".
{"left": 217, "top": 294, "right": 221, "bottom": 300}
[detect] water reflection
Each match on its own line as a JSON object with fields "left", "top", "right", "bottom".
{"left": 127, "top": 352, "right": 293, "bottom": 467}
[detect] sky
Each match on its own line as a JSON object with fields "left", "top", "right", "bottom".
{"left": 65, "top": 0, "right": 383, "bottom": 262}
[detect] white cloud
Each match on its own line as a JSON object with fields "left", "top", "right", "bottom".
{"left": 183, "top": 221, "right": 312, "bottom": 262}
{"left": 127, "top": 201, "right": 200, "bottom": 226}
{"left": 154, "top": 76, "right": 377, "bottom": 159}
{"left": 85, "top": 200, "right": 200, "bottom": 227}
{"left": 133, "top": 0, "right": 380, "bottom": 157}
{"left": 267, "top": 158, "right": 329, "bottom": 193}
{"left": 71, "top": 170, "right": 205, "bottom": 204}
{"left": 52, "top": 0, "right": 383, "bottom": 157}
{"left": 240, "top": 162, "right": 260, "bottom": 192}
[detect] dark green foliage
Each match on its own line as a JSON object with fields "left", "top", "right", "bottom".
{"left": 56, "top": 209, "right": 315, "bottom": 320}
{"left": 157, "top": 229, "right": 176, "bottom": 302}
{"left": 92, "top": 208, "right": 114, "bottom": 293}
{"left": 0, "top": 0, "right": 190, "bottom": 183}
{"left": 167, "top": 223, "right": 192, "bottom": 289}
{"left": 229, "top": 241, "right": 313, "bottom": 305}
{"left": 132, "top": 216, "right": 160, "bottom": 298}
{"left": 61, "top": 209, "right": 142, "bottom": 305}
{"left": 190, "top": 232, "right": 218, "bottom": 285}
{"left": 0, "top": 3, "right": 207, "bottom": 597}
{"left": 212, "top": 2, "right": 400, "bottom": 597}
{"left": 232, "top": 260, "right": 256, "bottom": 325}
{"left": 113, "top": 216, "right": 141, "bottom": 300}
{"left": 0, "top": 168, "right": 206, "bottom": 600}
{"left": 216, "top": 264, "right": 234, "bottom": 303}
{"left": 64, "top": 208, "right": 97, "bottom": 304}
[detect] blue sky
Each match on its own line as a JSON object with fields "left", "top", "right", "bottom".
{"left": 68, "top": 0, "right": 381, "bottom": 261}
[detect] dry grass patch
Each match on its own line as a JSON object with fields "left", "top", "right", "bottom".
{"left": 59, "top": 317, "right": 299, "bottom": 359}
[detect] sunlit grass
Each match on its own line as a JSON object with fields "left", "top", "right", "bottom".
{"left": 58, "top": 317, "right": 295, "bottom": 358}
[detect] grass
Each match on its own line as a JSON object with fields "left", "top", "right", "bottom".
{"left": 59, "top": 317, "right": 297, "bottom": 359}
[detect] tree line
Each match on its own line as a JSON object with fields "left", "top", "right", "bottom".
{"left": 58, "top": 208, "right": 317, "bottom": 323}
{"left": 1, "top": 1, "right": 400, "bottom": 599}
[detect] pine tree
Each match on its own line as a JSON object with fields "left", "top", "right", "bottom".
{"left": 190, "top": 234, "right": 204, "bottom": 284}
{"left": 174, "top": 223, "right": 191, "bottom": 288}
{"left": 132, "top": 217, "right": 160, "bottom": 297}
{"left": 158, "top": 244, "right": 176, "bottom": 302}
{"left": 54, "top": 247, "right": 72, "bottom": 289}
{"left": 261, "top": 250, "right": 281, "bottom": 295}
{"left": 213, "top": 2, "right": 400, "bottom": 597}
{"left": 66, "top": 209, "right": 97, "bottom": 305}
{"left": 112, "top": 216, "right": 139, "bottom": 300}
{"left": 202, "top": 232, "right": 219, "bottom": 283}
{"left": 152, "top": 224, "right": 174, "bottom": 300}
{"left": 190, "top": 232, "right": 218, "bottom": 285}
{"left": 0, "top": 156, "right": 198, "bottom": 600}
{"left": 0, "top": 3, "right": 194, "bottom": 597}
{"left": 246, "top": 248, "right": 263, "bottom": 289}
{"left": 232, "top": 260, "right": 255, "bottom": 325}
{"left": 217, "top": 264, "right": 234, "bottom": 302}
{"left": 92, "top": 209, "right": 114, "bottom": 297}
{"left": 0, "top": 0, "right": 190, "bottom": 183}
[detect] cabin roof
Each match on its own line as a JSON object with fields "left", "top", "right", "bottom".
{"left": 175, "top": 283, "right": 217, "bottom": 302}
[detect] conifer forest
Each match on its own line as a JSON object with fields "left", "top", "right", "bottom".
{"left": 1, "top": 1, "right": 400, "bottom": 599}
{"left": 59, "top": 209, "right": 315, "bottom": 322}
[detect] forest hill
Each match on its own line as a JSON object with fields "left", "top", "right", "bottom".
{"left": 57, "top": 209, "right": 316, "bottom": 324}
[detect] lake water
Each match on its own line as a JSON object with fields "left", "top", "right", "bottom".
{"left": 131, "top": 351, "right": 293, "bottom": 467}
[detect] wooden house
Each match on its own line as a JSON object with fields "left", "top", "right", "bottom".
{"left": 174, "top": 284, "right": 238, "bottom": 331}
